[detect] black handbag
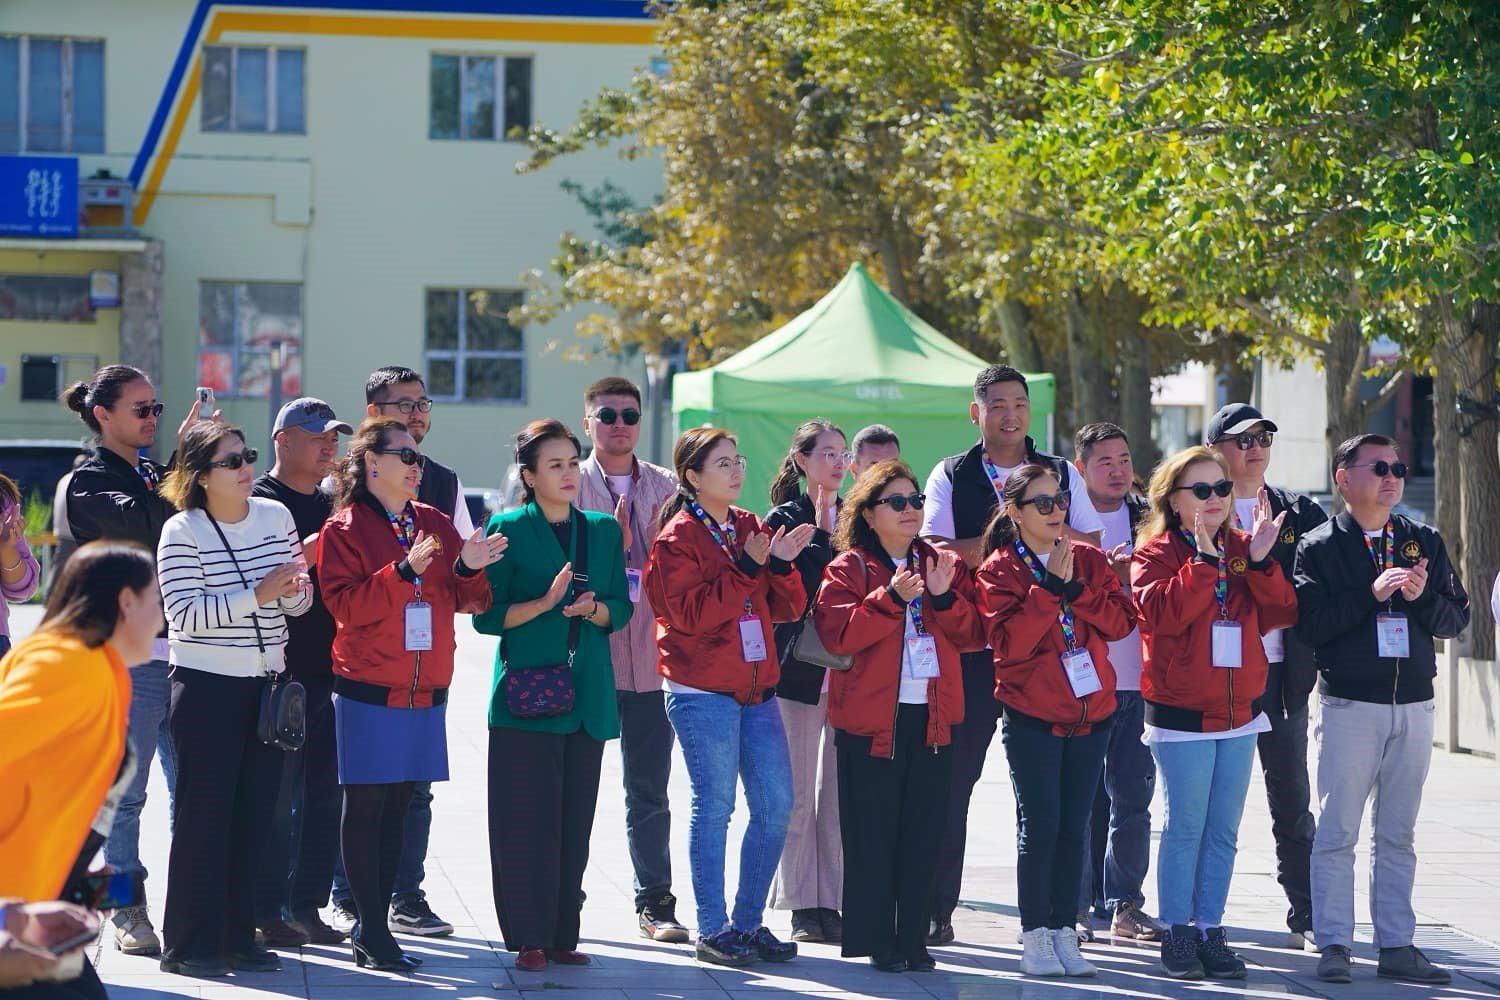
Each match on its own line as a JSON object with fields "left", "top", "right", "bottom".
{"left": 206, "top": 511, "right": 306, "bottom": 751}
{"left": 784, "top": 553, "right": 865, "bottom": 672}
{"left": 504, "top": 510, "right": 587, "bottom": 719}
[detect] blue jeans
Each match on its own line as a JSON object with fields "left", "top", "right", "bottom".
{"left": 332, "top": 781, "right": 432, "bottom": 905}
{"left": 618, "top": 690, "right": 675, "bottom": 907}
{"left": 1151, "top": 733, "right": 1257, "bottom": 927}
{"left": 666, "top": 692, "right": 793, "bottom": 937}
{"left": 105, "top": 660, "right": 178, "bottom": 882}
{"left": 1080, "top": 691, "right": 1155, "bottom": 915}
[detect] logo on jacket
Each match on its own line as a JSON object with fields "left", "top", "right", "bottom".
{"left": 1280, "top": 527, "right": 1296, "bottom": 545}
{"left": 1229, "top": 556, "right": 1248, "bottom": 575}
{"left": 1401, "top": 540, "right": 1422, "bottom": 562}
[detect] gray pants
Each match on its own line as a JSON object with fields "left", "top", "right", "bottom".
{"left": 1310, "top": 694, "right": 1435, "bottom": 950}
{"left": 769, "top": 693, "right": 842, "bottom": 911}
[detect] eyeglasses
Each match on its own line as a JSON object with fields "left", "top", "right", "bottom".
{"left": 374, "top": 447, "right": 425, "bottom": 467}
{"left": 207, "top": 448, "right": 258, "bottom": 471}
{"left": 593, "top": 407, "right": 640, "bottom": 426}
{"left": 812, "top": 449, "right": 855, "bottom": 466}
{"left": 873, "top": 492, "right": 926, "bottom": 513}
{"left": 128, "top": 402, "right": 166, "bottom": 419}
{"left": 1348, "top": 460, "right": 1407, "bottom": 479}
{"left": 1174, "top": 479, "right": 1234, "bottom": 501}
{"left": 1017, "top": 492, "right": 1072, "bottom": 515}
{"left": 1225, "top": 430, "right": 1274, "bottom": 450}
{"left": 712, "top": 456, "right": 748, "bottom": 472}
{"left": 373, "top": 398, "right": 434, "bottom": 415}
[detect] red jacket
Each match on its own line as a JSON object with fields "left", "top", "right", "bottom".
{"left": 319, "top": 497, "right": 492, "bottom": 708}
{"left": 977, "top": 540, "right": 1134, "bottom": 736}
{"left": 1131, "top": 528, "right": 1298, "bottom": 732}
{"left": 814, "top": 540, "right": 983, "bottom": 758}
{"left": 645, "top": 507, "right": 806, "bottom": 705}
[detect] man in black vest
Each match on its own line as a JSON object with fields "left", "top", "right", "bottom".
{"left": 328, "top": 367, "right": 472, "bottom": 938}
{"left": 919, "top": 364, "right": 1104, "bottom": 944}
{"left": 1206, "top": 403, "right": 1326, "bottom": 950}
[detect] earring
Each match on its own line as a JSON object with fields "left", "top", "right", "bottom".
{"left": 372, "top": 467, "right": 379, "bottom": 479}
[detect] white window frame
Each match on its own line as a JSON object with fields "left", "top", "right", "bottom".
{"left": 424, "top": 287, "right": 526, "bottom": 404}
{"left": 4, "top": 35, "right": 105, "bottom": 153}
{"left": 202, "top": 44, "right": 305, "bottom": 134}
{"left": 430, "top": 52, "right": 531, "bottom": 142}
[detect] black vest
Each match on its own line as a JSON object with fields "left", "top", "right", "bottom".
{"left": 418, "top": 454, "right": 460, "bottom": 523}
{"left": 940, "top": 438, "right": 1074, "bottom": 539}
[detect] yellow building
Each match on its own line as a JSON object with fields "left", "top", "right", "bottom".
{"left": 0, "top": 0, "right": 663, "bottom": 485}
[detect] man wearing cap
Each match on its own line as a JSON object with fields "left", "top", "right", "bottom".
{"left": 253, "top": 398, "right": 353, "bottom": 948}
{"left": 1206, "top": 403, "right": 1326, "bottom": 950}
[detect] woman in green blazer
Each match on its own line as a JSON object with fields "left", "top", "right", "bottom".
{"left": 473, "top": 418, "right": 631, "bottom": 971}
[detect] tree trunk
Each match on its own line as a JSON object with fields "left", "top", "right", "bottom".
{"left": 1222, "top": 356, "right": 1255, "bottom": 408}
{"left": 1321, "top": 315, "right": 1367, "bottom": 464}
{"left": 1432, "top": 345, "right": 1462, "bottom": 563}
{"left": 1118, "top": 335, "right": 1158, "bottom": 475}
{"left": 1064, "top": 287, "right": 1115, "bottom": 455}
{"left": 996, "top": 300, "right": 1045, "bottom": 372}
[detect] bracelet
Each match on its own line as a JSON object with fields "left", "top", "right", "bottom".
{"left": 1, "top": 558, "right": 21, "bottom": 573}
{"left": 586, "top": 601, "right": 599, "bottom": 621}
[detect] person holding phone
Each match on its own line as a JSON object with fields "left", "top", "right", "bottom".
{"left": 0, "top": 901, "right": 105, "bottom": 997}
{"left": 0, "top": 473, "right": 42, "bottom": 658}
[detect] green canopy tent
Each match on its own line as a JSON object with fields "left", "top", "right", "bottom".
{"left": 671, "top": 263, "right": 1056, "bottom": 511}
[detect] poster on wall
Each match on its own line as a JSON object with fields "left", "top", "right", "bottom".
{"left": 89, "top": 270, "right": 120, "bottom": 309}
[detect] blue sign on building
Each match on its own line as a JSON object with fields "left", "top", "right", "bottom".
{"left": 0, "top": 155, "right": 79, "bottom": 238}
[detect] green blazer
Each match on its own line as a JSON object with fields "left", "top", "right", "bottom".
{"left": 474, "top": 502, "right": 632, "bottom": 738}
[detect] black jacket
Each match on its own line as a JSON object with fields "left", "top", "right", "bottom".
{"left": 941, "top": 437, "right": 1074, "bottom": 541}
{"left": 1258, "top": 486, "right": 1329, "bottom": 716}
{"left": 765, "top": 493, "right": 838, "bottom": 705}
{"left": 68, "top": 447, "right": 176, "bottom": 637}
{"left": 1294, "top": 512, "right": 1469, "bottom": 705}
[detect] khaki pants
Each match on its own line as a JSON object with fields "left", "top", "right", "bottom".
{"left": 770, "top": 694, "right": 843, "bottom": 910}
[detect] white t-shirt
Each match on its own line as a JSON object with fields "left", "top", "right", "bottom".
{"left": 1232, "top": 496, "right": 1284, "bottom": 663}
{"left": 606, "top": 473, "right": 633, "bottom": 498}
{"left": 920, "top": 451, "right": 1104, "bottom": 540}
{"left": 1095, "top": 503, "right": 1143, "bottom": 691}
{"left": 1144, "top": 713, "right": 1272, "bottom": 744}
{"left": 898, "top": 604, "right": 931, "bottom": 704}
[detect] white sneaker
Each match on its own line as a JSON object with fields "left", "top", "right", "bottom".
{"left": 1019, "top": 927, "right": 1066, "bottom": 977}
{"left": 1052, "top": 927, "right": 1098, "bottom": 977}
{"left": 1286, "top": 929, "right": 1316, "bottom": 950}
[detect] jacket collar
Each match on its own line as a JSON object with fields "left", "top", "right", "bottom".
{"left": 582, "top": 453, "right": 640, "bottom": 494}
{"left": 522, "top": 500, "right": 578, "bottom": 569}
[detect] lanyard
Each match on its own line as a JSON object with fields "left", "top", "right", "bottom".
{"left": 600, "top": 466, "right": 644, "bottom": 564}
{"left": 385, "top": 504, "right": 421, "bottom": 597}
{"left": 1362, "top": 521, "right": 1393, "bottom": 573}
{"left": 688, "top": 500, "right": 751, "bottom": 613}
{"left": 980, "top": 453, "right": 1010, "bottom": 505}
{"left": 1014, "top": 538, "right": 1077, "bottom": 649}
{"left": 1181, "top": 528, "right": 1229, "bottom": 618}
{"left": 904, "top": 548, "right": 926, "bottom": 635}
{"left": 136, "top": 462, "right": 158, "bottom": 490}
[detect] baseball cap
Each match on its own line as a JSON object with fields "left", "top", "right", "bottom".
{"left": 1205, "top": 403, "right": 1278, "bottom": 444}
{"left": 274, "top": 397, "right": 353, "bottom": 435}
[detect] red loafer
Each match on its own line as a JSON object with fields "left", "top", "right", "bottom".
{"left": 515, "top": 946, "right": 547, "bottom": 971}
{"left": 544, "top": 949, "right": 591, "bottom": 966}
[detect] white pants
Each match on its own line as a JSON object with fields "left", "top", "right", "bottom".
{"left": 1310, "top": 694, "right": 1434, "bottom": 950}
{"left": 770, "top": 694, "right": 843, "bottom": 910}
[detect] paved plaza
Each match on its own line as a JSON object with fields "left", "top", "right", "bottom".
{"left": 14, "top": 604, "right": 1497, "bottom": 1000}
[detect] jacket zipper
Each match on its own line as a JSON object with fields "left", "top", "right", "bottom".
{"left": 409, "top": 650, "right": 422, "bottom": 709}
{"left": 1065, "top": 696, "right": 1088, "bottom": 739}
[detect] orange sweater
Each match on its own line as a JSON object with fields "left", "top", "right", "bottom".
{"left": 0, "top": 632, "right": 131, "bottom": 900}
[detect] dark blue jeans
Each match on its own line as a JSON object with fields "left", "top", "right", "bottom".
{"left": 618, "top": 689, "right": 675, "bottom": 907}
{"left": 332, "top": 781, "right": 433, "bottom": 905}
{"left": 1079, "top": 690, "right": 1155, "bottom": 916}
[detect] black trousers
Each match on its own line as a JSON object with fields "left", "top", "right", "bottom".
{"left": 1001, "top": 708, "right": 1112, "bottom": 931}
{"left": 488, "top": 726, "right": 605, "bottom": 952}
{"left": 255, "top": 675, "right": 341, "bottom": 920}
{"left": 837, "top": 705, "right": 952, "bottom": 961}
{"left": 1257, "top": 701, "right": 1315, "bottom": 932}
{"left": 162, "top": 668, "right": 284, "bottom": 960}
{"left": 929, "top": 654, "right": 1001, "bottom": 922}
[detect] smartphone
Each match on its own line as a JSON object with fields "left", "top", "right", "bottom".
{"left": 47, "top": 924, "right": 101, "bottom": 956}
{"left": 196, "top": 386, "right": 215, "bottom": 415}
{"left": 61, "top": 871, "right": 143, "bottom": 911}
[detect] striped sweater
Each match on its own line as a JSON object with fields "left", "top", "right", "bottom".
{"left": 157, "top": 498, "right": 313, "bottom": 677}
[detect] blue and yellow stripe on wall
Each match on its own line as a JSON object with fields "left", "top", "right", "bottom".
{"left": 129, "top": 0, "right": 657, "bottom": 226}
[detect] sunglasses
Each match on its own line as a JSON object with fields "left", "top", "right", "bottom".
{"left": 374, "top": 398, "right": 434, "bottom": 415}
{"left": 1017, "top": 492, "right": 1071, "bottom": 515}
{"left": 593, "top": 407, "right": 640, "bottom": 426}
{"left": 873, "top": 492, "right": 926, "bottom": 513}
{"left": 1174, "top": 479, "right": 1234, "bottom": 501}
{"left": 375, "top": 447, "right": 425, "bottom": 467}
{"left": 1225, "top": 430, "right": 1274, "bottom": 450}
{"left": 1348, "top": 460, "right": 1407, "bottom": 479}
{"left": 208, "top": 448, "right": 258, "bottom": 471}
{"left": 129, "top": 402, "right": 166, "bottom": 419}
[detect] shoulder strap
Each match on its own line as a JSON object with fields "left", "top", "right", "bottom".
{"left": 203, "top": 510, "right": 269, "bottom": 670}
{"left": 565, "top": 509, "right": 590, "bottom": 662}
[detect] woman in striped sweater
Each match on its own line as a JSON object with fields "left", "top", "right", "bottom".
{"left": 155, "top": 422, "right": 312, "bottom": 978}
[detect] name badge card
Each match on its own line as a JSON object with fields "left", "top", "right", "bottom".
{"left": 1376, "top": 613, "right": 1410, "bottom": 658}
{"left": 1261, "top": 628, "right": 1286, "bottom": 664}
{"left": 739, "top": 614, "right": 767, "bottom": 663}
{"left": 905, "top": 634, "right": 940, "bottom": 679}
{"left": 404, "top": 602, "right": 433, "bottom": 652}
{"left": 1211, "top": 620, "right": 1243, "bottom": 668}
{"left": 1061, "top": 647, "right": 1102, "bottom": 697}
{"left": 626, "top": 567, "right": 643, "bottom": 603}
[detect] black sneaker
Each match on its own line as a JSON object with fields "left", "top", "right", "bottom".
{"left": 159, "top": 953, "right": 230, "bottom": 978}
{"left": 637, "top": 892, "right": 690, "bottom": 943}
{"left": 696, "top": 928, "right": 757, "bottom": 967}
{"left": 927, "top": 917, "right": 955, "bottom": 945}
{"left": 1378, "top": 945, "right": 1452, "bottom": 984}
{"left": 1197, "top": 926, "right": 1247, "bottom": 980}
{"left": 390, "top": 894, "right": 454, "bottom": 937}
{"left": 819, "top": 909, "right": 843, "bottom": 944}
{"left": 789, "top": 909, "right": 823, "bottom": 943}
{"left": 740, "top": 926, "right": 797, "bottom": 963}
{"left": 227, "top": 945, "right": 282, "bottom": 972}
{"left": 1160, "top": 924, "right": 1205, "bottom": 980}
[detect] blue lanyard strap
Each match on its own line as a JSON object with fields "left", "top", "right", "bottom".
{"left": 688, "top": 500, "right": 752, "bottom": 614}
{"left": 1015, "top": 538, "right": 1077, "bottom": 649}
{"left": 1180, "top": 527, "right": 1228, "bottom": 618}
{"left": 1362, "top": 521, "right": 1393, "bottom": 573}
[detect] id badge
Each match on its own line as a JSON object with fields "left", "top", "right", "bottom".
{"left": 1261, "top": 627, "right": 1286, "bottom": 664}
{"left": 404, "top": 601, "right": 433, "bottom": 652}
{"left": 1211, "top": 620, "right": 1243, "bottom": 669}
{"left": 738, "top": 614, "right": 767, "bottom": 662}
{"left": 1061, "top": 647, "right": 1102, "bottom": 697}
{"left": 905, "top": 634, "right": 940, "bottom": 679}
{"left": 626, "top": 567, "right": 643, "bottom": 603}
{"left": 1376, "top": 613, "right": 1410, "bottom": 658}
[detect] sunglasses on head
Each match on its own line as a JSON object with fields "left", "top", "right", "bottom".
{"left": 1017, "top": 492, "right": 1071, "bottom": 515}
{"left": 129, "top": 402, "right": 166, "bottom": 419}
{"left": 1225, "top": 430, "right": 1274, "bottom": 450}
{"left": 375, "top": 447, "right": 425, "bottom": 467}
{"left": 1349, "top": 460, "right": 1407, "bottom": 479}
{"left": 873, "top": 492, "right": 926, "bottom": 513}
{"left": 208, "top": 448, "right": 258, "bottom": 471}
{"left": 593, "top": 407, "right": 640, "bottom": 426}
{"left": 1174, "top": 479, "right": 1234, "bottom": 501}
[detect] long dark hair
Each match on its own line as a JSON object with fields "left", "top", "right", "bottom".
{"left": 515, "top": 418, "right": 582, "bottom": 505}
{"left": 768, "top": 418, "right": 844, "bottom": 507}
{"left": 658, "top": 426, "right": 736, "bottom": 531}
{"left": 62, "top": 364, "right": 151, "bottom": 435}
{"left": 159, "top": 423, "right": 246, "bottom": 511}
{"left": 833, "top": 460, "right": 918, "bottom": 553}
{"left": 40, "top": 541, "right": 156, "bottom": 648}
{"left": 980, "top": 464, "right": 1060, "bottom": 556}
{"left": 333, "top": 418, "right": 406, "bottom": 510}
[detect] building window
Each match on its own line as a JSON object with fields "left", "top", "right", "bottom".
{"left": 198, "top": 281, "right": 302, "bottom": 398}
{"left": 0, "top": 274, "right": 93, "bottom": 322}
{"left": 0, "top": 36, "right": 105, "bottom": 153}
{"left": 201, "top": 46, "right": 305, "bottom": 134}
{"left": 429, "top": 54, "right": 531, "bottom": 140}
{"left": 424, "top": 288, "right": 524, "bottom": 402}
